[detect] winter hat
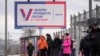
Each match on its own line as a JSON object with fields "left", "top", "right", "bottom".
{"left": 29, "top": 40, "right": 32, "bottom": 44}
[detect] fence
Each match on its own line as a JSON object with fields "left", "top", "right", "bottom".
{"left": 70, "top": 5, "right": 100, "bottom": 56}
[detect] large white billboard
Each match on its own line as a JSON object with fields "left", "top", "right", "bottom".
{"left": 15, "top": 2, "right": 66, "bottom": 29}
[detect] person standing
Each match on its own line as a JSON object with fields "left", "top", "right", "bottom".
{"left": 27, "top": 40, "right": 34, "bottom": 56}
{"left": 38, "top": 35, "right": 48, "bottom": 56}
{"left": 79, "top": 35, "right": 91, "bottom": 56}
{"left": 89, "top": 23, "right": 100, "bottom": 56}
{"left": 46, "top": 34, "right": 53, "bottom": 56}
{"left": 52, "top": 35, "right": 62, "bottom": 56}
{"left": 58, "top": 35, "right": 64, "bottom": 56}
{"left": 62, "top": 33, "right": 71, "bottom": 56}
{"left": 71, "top": 39, "right": 76, "bottom": 56}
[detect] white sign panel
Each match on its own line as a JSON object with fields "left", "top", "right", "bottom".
{"left": 15, "top": 2, "right": 66, "bottom": 29}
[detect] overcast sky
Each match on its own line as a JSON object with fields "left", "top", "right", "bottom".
{"left": 0, "top": 0, "right": 100, "bottom": 41}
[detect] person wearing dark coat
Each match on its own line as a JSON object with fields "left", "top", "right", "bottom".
{"left": 46, "top": 34, "right": 53, "bottom": 56}
{"left": 90, "top": 34, "right": 99, "bottom": 56}
{"left": 58, "top": 35, "right": 64, "bottom": 56}
{"left": 79, "top": 35, "right": 91, "bottom": 56}
{"left": 89, "top": 23, "right": 100, "bottom": 56}
{"left": 27, "top": 40, "right": 34, "bottom": 56}
{"left": 52, "top": 35, "right": 62, "bottom": 56}
{"left": 94, "top": 32, "right": 100, "bottom": 56}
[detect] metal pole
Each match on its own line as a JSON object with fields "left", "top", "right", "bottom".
{"left": 8, "top": 32, "right": 10, "bottom": 48}
{"left": 5, "top": 0, "right": 8, "bottom": 56}
{"left": 29, "top": 29, "right": 32, "bottom": 36}
{"left": 28, "top": 0, "right": 30, "bottom": 2}
{"left": 89, "top": 0, "right": 92, "bottom": 19}
{"left": 39, "top": 29, "right": 42, "bottom": 35}
{"left": 53, "top": 0, "right": 55, "bottom": 2}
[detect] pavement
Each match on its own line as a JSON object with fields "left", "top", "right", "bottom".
{"left": 8, "top": 54, "right": 20, "bottom": 56}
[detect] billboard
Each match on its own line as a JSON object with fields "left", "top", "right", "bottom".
{"left": 15, "top": 2, "right": 66, "bottom": 29}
